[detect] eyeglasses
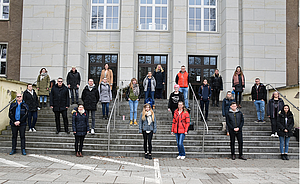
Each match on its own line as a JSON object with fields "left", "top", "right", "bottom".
{"left": 17, "top": 96, "right": 22, "bottom": 98}
{"left": 57, "top": 81, "right": 63, "bottom": 82}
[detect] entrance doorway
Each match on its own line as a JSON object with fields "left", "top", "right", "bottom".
{"left": 188, "top": 56, "right": 217, "bottom": 99}
{"left": 88, "top": 54, "right": 118, "bottom": 97}
{"left": 138, "top": 55, "right": 167, "bottom": 99}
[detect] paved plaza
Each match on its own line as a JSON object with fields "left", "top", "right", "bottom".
{"left": 0, "top": 153, "right": 298, "bottom": 184}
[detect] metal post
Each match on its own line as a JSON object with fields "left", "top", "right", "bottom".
{"left": 118, "top": 89, "right": 120, "bottom": 116}
{"left": 202, "top": 123, "right": 205, "bottom": 153}
{"left": 114, "top": 103, "right": 116, "bottom": 129}
{"left": 196, "top": 106, "right": 198, "bottom": 130}
{"left": 108, "top": 126, "right": 110, "bottom": 152}
{"left": 267, "top": 85, "right": 269, "bottom": 102}
{"left": 192, "top": 96, "right": 194, "bottom": 118}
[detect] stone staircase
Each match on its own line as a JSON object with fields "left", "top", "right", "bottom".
{"left": 0, "top": 99, "right": 298, "bottom": 159}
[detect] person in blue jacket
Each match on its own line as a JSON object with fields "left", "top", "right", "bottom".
{"left": 72, "top": 104, "right": 89, "bottom": 157}
{"left": 198, "top": 79, "right": 211, "bottom": 121}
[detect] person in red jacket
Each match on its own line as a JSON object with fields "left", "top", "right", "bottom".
{"left": 171, "top": 101, "right": 190, "bottom": 160}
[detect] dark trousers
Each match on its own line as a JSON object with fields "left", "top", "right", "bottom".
{"left": 229, "top": 130, "right": 243, "bottom": 156}
{"left": 142, "top": 131, "right": 153, "bottom": 154}
{"left": 211, "top": 89, "right": 220, "bottom": 105}
{"left": 86, "top": 110, "right": 96, "bottom": 129}
{"left": 235, "top": 91, "right": 242, "bottom": 105}
{"left": 144, "top": 88, "right": 155, "bottom": 105}
{"left": 102, "top": 103, "right": 109, "bottom": 116}
{"left": 270, "top": 117, "right": 277, "bottom": 134}
{"left": 11, "top": 125, "right": 26, "bottom": 150}
{"left": 69, "top": 88, "right": 79, "bottom": 103}
{"left": 75, "top": 135, "right": 85, "bottom": 152}
{"left": 54, "top": 110, "right": 69, "bottom": 132}
{"left": 200, "top": 100, "right": 209, "bottom": 120}
{"left": 28, "top": 111, "right": 38, "bottom": 129}
{"left": 155, "top": 88, "right": 163, "bottom": 99}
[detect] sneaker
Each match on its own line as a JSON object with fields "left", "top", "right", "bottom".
{"left": 144, "top": 153, "right": 148, "bottom": 159}
{"left": 91, "top": 129, "right": 95, "bottom": 135}
{"left": 28, "top": 129, "right": 32, "bottom": 132}
{"left": 148, "top": 154, "right": 152, "bottom": 160}
{"left": 22, "top": 149, "right": 26, "bottom": 156}
{"left": 32, "top": 128, "right": 36, "bottom": 132}
{"left": 260, "top": 120, "right": 266, "bottom": 123}
{"left": 176, "top": 156, "right": 181, "bottom": 159}
{"left": 129, "top": 121, "right": 133, "bottom": 126}
{"left": 9, "top": 150, "right": 16, "bottom": 155}
{"left": 180, "top": 156, "right": 185, "bottom": 160}
{"left": 254, "top": 120, "right": 260, "bottom": 123}
{"left": 134, "top": 121, "right": 138, "bottom": 126}
{"left": 239, "top": 155, "right": 247, "bottom": 160}
{"left": 271, "top": 134, "right": 275, "bottom": 137}
{"left": 274, "top": 132, "right": 279, "bottom": 138}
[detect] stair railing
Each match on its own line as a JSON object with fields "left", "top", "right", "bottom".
{"left": 189, "top": 83, "right": 209, "bottom": 153}
{"left": 0, "top": 97, "right": 17, "bottom": 113}
{"left": 266, "top": 84, "right": 299, "bottom": 111}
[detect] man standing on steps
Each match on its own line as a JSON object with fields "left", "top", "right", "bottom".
{"left": 9, "top": 93, "right": 29, "bottom": 155}
{"left": 50, "top": 77, "right": 70, "bottom": 134}
{"left": 81, "top": 79, "right": 99, "bottom": 135}
{"left": 175, "top": 65, "right": 190, "bottom": 110}
{"left": 67, "top": 66, "right": 81, "bottom": 105}
{"left": 251, "top": 78, "right": 267, "bottom": 123}
{"left": 23, "top": 84, "right": 39, "bottom": 132}
{"left": 210, "top": 69, "right": 223, "bottom": 107}
{"left": 226, "top": 102, "right": 247, "bottom": 160}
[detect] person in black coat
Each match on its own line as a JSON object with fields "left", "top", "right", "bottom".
{"left": 277, "top": 105, "right": 294, "bottom": 160}
{"left": 81, "top": 79, "right": 99, "bottom": 134}
{"left": 251, "top": 78, "right": 267, "bottom": 123}
{"left": 8, "top": 94, "right": 29, "bottom": 155}
{"left": 226, "top": 102, "right": 247, "bottom": 160}
{"left": 152, "top": 65, "right": 165, "bottom": 99}
{"left": 23, "top": 84, "right": 39, "bottom": 132}
{"left": 198, "top": 79, "right": 211, "bottom": 121}
{"left": 168, "top": 84, "right": 184, "bottom": 117}
{"left": 72, "top": 104, "right": 89, "bottom": 157}
{"left": 222, "top": 91, "right": 235, "bottom": 135}
{"left": 67, "top": 66, "right": 81, "bottom": 104}
{"left": 50, "top": 77, "right": 70, "bottom": 134}
{"left": 210, "top": 69, "right": 223, "bottom": 107}
{"left": 267, "top": 92, "right": 284, "bottom": 138}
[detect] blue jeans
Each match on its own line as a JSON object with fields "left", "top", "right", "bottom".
{"left": 144, "top": 88, "right": 155, "bottom": 105}
{"left": 39, "top": 96, "right": 47, "bottom": 103}
{"left": 102, "top": 103, "right": 109, "bottom": 116}
{"left": 86, "top": 110, "right": 96, "bottom": 129}
{"left": 28, "top": 111, "right": 38, "bottom": 129}
{"left": 129, "top": 100, "right": 139, "bottom": 120}
{"left": 279, "top": 136, "right": 290, "bottom": 154}
{"left": 69, "top": 88, "right": 79, "bottom": 103}
{"left": 179, "top": 87, "right": 189, "bottom": 108}
{"left": 175, "top": 133, "right": 186, "bottom": 156}
{"left": 254, "top": 100, "right": 265, "bottom": 120}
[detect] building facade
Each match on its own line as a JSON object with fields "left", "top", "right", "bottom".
{"left": 18, "top": 0, "right": 290, "bottom": 98}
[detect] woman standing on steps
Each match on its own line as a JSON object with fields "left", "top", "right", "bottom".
{"left": 99, "top": 78, "right": 112, "bottom": 119}
{"left": 277, "top": 105, "right": 294, "bottom": 160}
{"left": 232, "top": 66, "right": 245, "bottom": 108}
{"left": 267, "top": 92, "right": 284, "bottom": 138}
{"left": 171, "top": 101, "right": 190, "bottom": 160}
{"left": 37, "top": 68, "right": 50, "bottom": 108}
{"left": 126, "top": 78, "right": 141, "bottom": 126}
{"left": 139, "top": 103, "right": 157, "bottom": 160}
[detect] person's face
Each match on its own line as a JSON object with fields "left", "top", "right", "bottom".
{"left": 132, "top": 80, "right": 137, "bottom": 84}
{"left": 181, "top": 67, "right": 186, "bottom": 72}
{"left": 236, "top": 67, "right": 241, "bottom": 72}
{"left": 215, "top": 70, "right": 219, "bottom": 75}
{"left": 273, "top": 92, "right": 279, "bottom": 98}
{"left": 88, "top": 79, "right": 94, "bottom": 86}
{"left": 57, "top": 79, "right": 63, "bottom": 86}
{"left": 105, "top": 64, "right": 109, "bottom": 70}
{"left": 174, "top": 87, "right": 179, "bottom": 92}
{"left": 148, "top": 72, "right": 152, "bottom": 77}
{"left": 72, "top": 68, "right": 76, "bottom": 72}
{"left": 227, "top": 93, "right": 232, "bottom": 98}
{"left": 16, "top": 94, "right": 22, "bottom": 102}
{"left": 42, "top": 69, "right": 46, "bottom": 73}
{"left": 103, "top": 78, "right": 107, "bottom": 83}
{"left": 27, "top": 85, "right": 32, "bottom": 91}
{"left": 178, "top": 103, "right": 184, "bottom": 109}
{"left": 231, "top": 104, "right": 237, "bottom": 111}
{"left": 284, "top": 106, "right": 289, "bottom": 113}
{"left": 203, "top": 80, "right": 207, "bottom": 85}
{"left": 255, "top": 79, "right": 260, "bottom": 85}
{"left": 157, "top": 65, "right": 161, "bottom": 70}
{"left": 78, "top": 105, "right": 84, "bottom": 111}
{"left": 145, "top": 106, "right": 150, "bottom": 111}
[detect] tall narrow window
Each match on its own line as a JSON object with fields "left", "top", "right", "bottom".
{"left": 0, "top": 44, "right": 7, "bottom": 75}
{"left": 189, "top": 0, "right": 217, "bottom": 32}
{"left": 139, "top": 0, "right": 168, "bottom": 31}
{"left": 91, "top": 0, "right": 119, "bottom": 30}
{"left": 0, "top": 0, "right": 9, "bottom": 20}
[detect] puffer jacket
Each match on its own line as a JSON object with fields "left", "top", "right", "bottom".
{"left": 67, "top": 70, "right": 81, "bottom": 89}
{"left": 98, "top": 82, "right": 112, "bottom": 103}
{"left": 277, "top": 111, "right": 294, "bottom": 137}
{"left": 72, "top": 108, "right": 89, "bottom": 136}
{"left": 226, "top": 108, "right": 244, "bottom": 131}
{"left": 143, "top": 76, "right": 156, "bottom": 91}
{"left": 222, "top": 97, "right": 235, "bottom": 117}
{"left": 9, "top": 102, "right": 29, "bottom": 126}
{"left": 138, "top": 112, "right": 157, "bottom": 134}
{"left": 267, "top": 98, "right": 284, "bottom": 119}
{"left": 23, "top": 89, "right": 39, "bottom": 111}
{"left": 210, "top": 73, "right": 223, "bottom": 90}
{"left": 81, "top": 84, "right": 99, "bottom": 111}
{"left": 172, "top": 109, "right": 190, "bottom": 134}
{"left": 50, "top": 83, "right": 70, "bottom": 111}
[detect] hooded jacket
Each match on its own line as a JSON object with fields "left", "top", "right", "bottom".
{"left": 67, "top": 70, "right": 81, "bottom": 89}
{"left": 226, "top": 108, "right": 244, "bottom": 131}
{"left": 72, "top": 108, "right": 90, "bottom": 136}
{"left": 99, "top": 82, "right": 112, "bottom": 103}
{"left": 172, "top": 109, "right": 190, "bottom": 134}
{"left": 222, "top": 97, "right": 235, "bottom": 117}
{"left": 81, "top": 84, "right": 100, "bottom": 111}
{"left": 9, "top": 102, "right": 29, "bottom": 126}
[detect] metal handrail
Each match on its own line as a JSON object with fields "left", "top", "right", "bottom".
{"left": 0, "top": 97, "right": 17, "bottom": 113}
{"left": 188, "top": 83, "right": 209, "bottom": 153}
{"left": 266, "top": 84, "right": 299, "bottom": 111}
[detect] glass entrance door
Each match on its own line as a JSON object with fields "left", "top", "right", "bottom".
{"left": 88, "top": 54, "right": 118, "bottom": 97}
{"left": 188, "top": 56, "right": 217, "bottom": 99}
{"left": 138, "top": 55, "right": 167, "bottom": 99}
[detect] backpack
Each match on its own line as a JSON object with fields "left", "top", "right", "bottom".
{"left": 145, "top": 97, "right": 154, "bottom": 108}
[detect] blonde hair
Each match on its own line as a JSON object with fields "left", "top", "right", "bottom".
{"left": 155, "top": 65, "right": 164, "bottom": 72}
{"left": 129, "top": 78, "right": 138, "bottom": 90}
{"left": 141, "top": 103, "right": 155, "bottom": 121}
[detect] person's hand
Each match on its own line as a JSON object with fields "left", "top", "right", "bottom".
{"left": 66, "top": 107, "right": 69, "bottom": 109}
{"left": 234, "top": 128, "right": 239, "bottom": 132}
{"left": 184, "top": 132, "right": 188, "bottom": 135}
{"left": 87, "top": 131, "right": 89, "bottom": 133}
{"left": 139, "top": 133, "right": 142, "bottom": 135}
{"left": 243, "top": 88, "right": 245, "bottom": 90}
{"left": 137, "top": 99, "right": 139, "bottom": 101}
{"left": 74, "top": 132, "right": 76, "bottom": 134}
{"left": 261, "top": 99, "right": 264, "bottom": 101}
{"left": 77, "top": 84, "right": 79, "bottom": 88}
{"left": 162, "top": 82, "right": 165, "bottom": 85}
{"left": 128, "top": 98, "right": 131, "bottom": 101}
{"left": 171, "top": 132, "right": 174, "bottom": 135}
{"left": 253, "top": 100, "right": 255, "bottom": 102}
{"left": 268, "top": 115, "right": 270, "bottom": 118}
{"left": 168, "top": 108, "right": 170, "bottom": 112}
{"left": 220, "top": 90, "right": 223, "bottom": 91}
{"left": 47, "top": 88, "right": 49, "bottom": 90}
{"left": 68, "top": 85, "right": 70, "bottom": 88}
{"left": 37, "top": 88, "right": 39, "bottom": 90}
{"left": 284, "top": 129, "right": 288, "bottom": 133}
{"left": 233, "top": 87, "right": 235, "bottom": 90}
{"left": 211, "top": 89, "right": 213, "bottom": 90}
{"left": 50, "top": 106, "right": 53, "bottom": 108}
{"left": 14, "top": 121, "right": 20, "bottom": 126}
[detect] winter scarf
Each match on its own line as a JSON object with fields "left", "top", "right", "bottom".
{"left": 40, "top": 72, "right": 48, "bottom": 80}
{"left": 233, "top": 72, "right": 244, "bottom": 86}
{"left": 133, "top": 84, "right": 139, "bottom": 96}
{"left": 146, "top": 111, "right": 152, "bottom": 133}
{"left": 88, "top": 84, "right": 95, "bottom": 91}
{"left": 78, "top": 109, "right": 85, "bottom": 115}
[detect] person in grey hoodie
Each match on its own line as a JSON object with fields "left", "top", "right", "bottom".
{"left": 139, "top": 103, "right": 157, "bottom": 160}
{"left": 98, "top": 78, "right": 112, "bottom": 119}
{"left": 143, "top": 71, "right": 156, "bottom": 108}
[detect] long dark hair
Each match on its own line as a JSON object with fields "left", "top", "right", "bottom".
{"left": 281, "top": 105, "right": 292, "bottom": 117}
{"left": 234, "top": 66, "right": 243, "bottom": 76}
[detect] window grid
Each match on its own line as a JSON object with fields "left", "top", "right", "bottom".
{"left": 91, "top": 0, "right": 119, "bottom": 30}
{"left": 0, "top": 0, "right": 9, "bottom": 20}
{"left": 139, "top": 0, "right": 168, "bottom": 31}
{"left": 188, "top": 0, "right": 217, "bottom": 32}
{"left": 0, "top": 44, "right": 7, "bottom": 75}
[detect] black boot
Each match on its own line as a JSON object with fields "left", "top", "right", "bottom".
{"left": 102, "top": 116, "right": 105, "bottom": 120}
{"left": 216, "top": 103, "right": 219, "bottom": 107}
{"left": 43, "top": 102, "right": 47, "bottom": 107}
{"left": 39, "top": 102, "right": 42, "bottom": 108}
{"left": 281, "top": 154, "right": 286, "bottom": 160}
{"left": 284, "top": 154, "right": 289, "bottom": 160}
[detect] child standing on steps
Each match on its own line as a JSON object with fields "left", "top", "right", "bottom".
{"left": 72, "top": 104, "right": 89, "bottom": 157}
{"left": 139, "top": 103, "right": 157, "bottom": 160}
{"left": 126, "top": 78, "right": 140, "bottom": 126}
